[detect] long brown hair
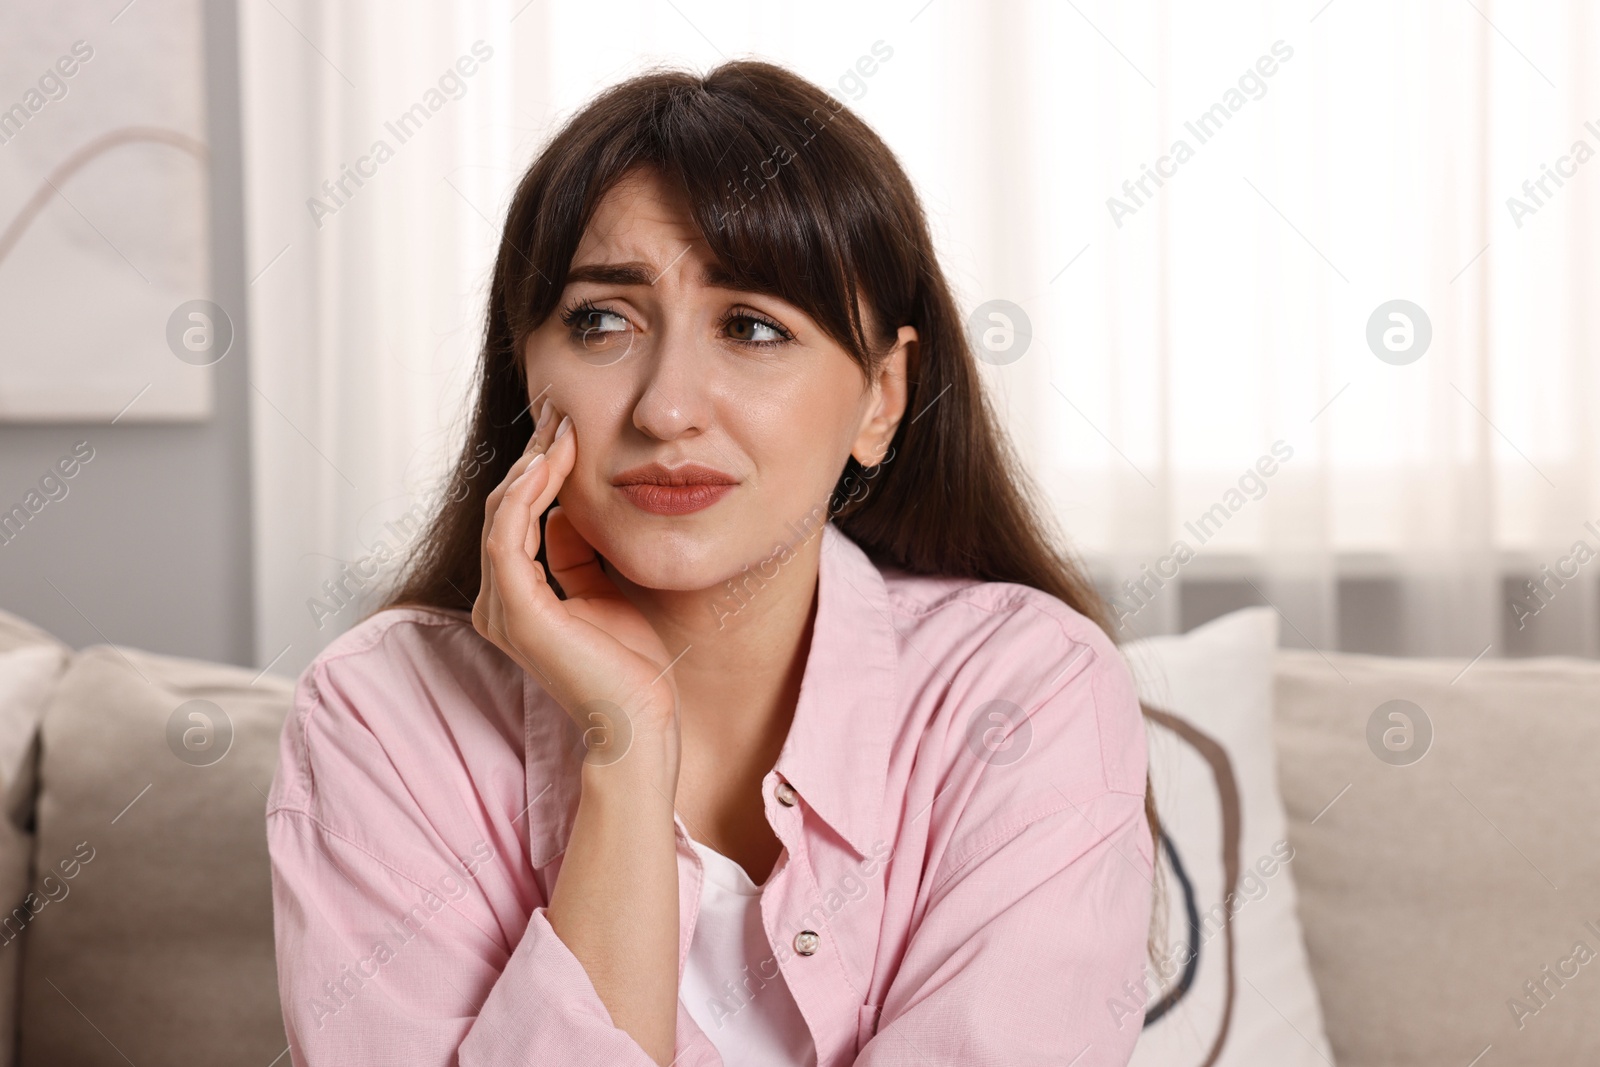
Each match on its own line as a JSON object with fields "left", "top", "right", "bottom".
{"left": 382, "top": 58, "right": 1161, "bottom": 937}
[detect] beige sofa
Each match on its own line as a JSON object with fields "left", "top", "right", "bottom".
{"left": 1, "top": 605, "right": 1596, "bottom": 1066}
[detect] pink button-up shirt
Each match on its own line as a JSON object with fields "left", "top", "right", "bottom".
{"left": 267, "top": 521, "right": 1154, "bottom": 1065}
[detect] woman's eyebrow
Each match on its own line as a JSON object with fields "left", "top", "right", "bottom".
{"left": 563, "top": 260, "right": 749, "bottom": 290}
{"left": 565, "top": 262, "right": 656, "bottom": 286}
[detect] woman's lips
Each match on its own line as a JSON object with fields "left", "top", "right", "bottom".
{"left": 612, "top": 462, "right": 737, "bottom": 516}
{"left": 616, "top": 483, "right": 734, "bottom": 515}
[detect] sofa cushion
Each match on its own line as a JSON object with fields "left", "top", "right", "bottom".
{"left": 1275, "top": 648, "right": 1600, "bottom": 1066}
{"left": 16, "top": 644, "right": 293, "bottom": 1067}
{"left": 1125, "top": 608, "right": 1335, "bottom": 1066}
{"left": 0, "top": 609, "right": 70, "bottom": 1067}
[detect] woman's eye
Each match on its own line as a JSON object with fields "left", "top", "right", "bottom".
{"left": 574, "top": 308, "right": 628, "bottom": 334}
{"left": 724, "top": 314, "right": 787, "bottom": 344}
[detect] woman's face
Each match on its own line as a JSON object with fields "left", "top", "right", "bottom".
{"left": 521, "top": 167, "right": 914, "bottom": 595}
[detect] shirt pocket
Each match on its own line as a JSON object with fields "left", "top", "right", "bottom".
{"left": 856, "top": 1003, "right": 882, "bottom": 1053}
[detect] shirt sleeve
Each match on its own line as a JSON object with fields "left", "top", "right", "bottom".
{"left": 851, "top": 788, "right": 1155, "bottom": 1066}
{"left": 269, "top": 808, "right": 690, "bottom": 1066}
{"left": 265, "top": 618, "right": 691, "bottom": 1066}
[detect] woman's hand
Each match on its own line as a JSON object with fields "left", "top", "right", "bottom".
{"left": 474, "top": 397, "right": 680, "bottom": 770}
{"left": 475, "top": 397, "right": 685, "bottom": 1064}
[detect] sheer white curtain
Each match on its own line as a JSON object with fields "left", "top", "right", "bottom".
{"left": 996, "top": 0, "right": 1600, "bottom": 660}
{"left": 239, "top": 0, "right": 1600, "bottom": 674}
{"left": 238, "top": 0, "right": 517, "bottom": 677}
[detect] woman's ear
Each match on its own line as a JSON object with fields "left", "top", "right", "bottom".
{"left": 851, "top": 325, "right": 917, "bottom": 467}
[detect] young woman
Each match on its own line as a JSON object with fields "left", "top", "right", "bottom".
{"left": 267, "top": 59, "right": 1157, "bottom": 1066}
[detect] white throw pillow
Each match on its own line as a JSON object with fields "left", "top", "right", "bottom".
{"left": 1124, "top": 607, "right": 1336, "bottom": 1067}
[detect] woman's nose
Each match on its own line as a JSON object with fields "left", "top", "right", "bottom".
{"left": 631, "top": 322, "right": 712, "bottom": 440}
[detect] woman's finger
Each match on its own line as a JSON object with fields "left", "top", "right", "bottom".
{"left": 483, "top": 397, "right": 556, "bottom": 540}
{"left": 483, "top": 423, "right": 577, "bottom": 639}
{"left": 482, "top": 463, "right": 562, "bottom": 673}
{"left": 545, "top": 505, "right": 619, "bottom": 601}
{"left": 478, "top": 396, "right": 557, "bottom": 608}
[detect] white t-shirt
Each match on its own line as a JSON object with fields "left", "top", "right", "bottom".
{"left": 680, "top": 837, "right": 818, "bottom": 1067}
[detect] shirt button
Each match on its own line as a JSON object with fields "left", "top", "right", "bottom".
{"left": 775, "top": 781, "right": 798, "bottom": 807}
{"left": 793, "top": 930, "right": 819, "bottom": 956}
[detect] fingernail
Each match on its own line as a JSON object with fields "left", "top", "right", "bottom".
{"left": 555, "top": 415, "right": 572, "bottom": 440}
{"left": 511, "top": 451, "right": 546, "bottom": 487}
{"left": 536, "top": 397, "right": 552, "bottom": 430}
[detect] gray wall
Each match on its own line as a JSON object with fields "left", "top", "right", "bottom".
{"left": 1133, "top": 574, "right": 1598, "bottom": 659}
{"left": 0, "top": 0, "right": 254, "bottom": 668}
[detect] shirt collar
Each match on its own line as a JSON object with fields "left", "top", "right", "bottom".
{"left": 769, "top": 521, "right": 898, "bottom": 859}
{"left": 522, "top": 521, "right": 899, "bottom": 868}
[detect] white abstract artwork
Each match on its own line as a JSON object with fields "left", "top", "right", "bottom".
{"left": 0, "top": 0, "right": 213, "bottom": 422}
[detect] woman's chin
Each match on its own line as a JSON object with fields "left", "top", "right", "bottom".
{"left": 564, "top": 498, "right": 790, "bottom": 597}
{"left": 584, "top": 525, "right": 741, "bottom": 596}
